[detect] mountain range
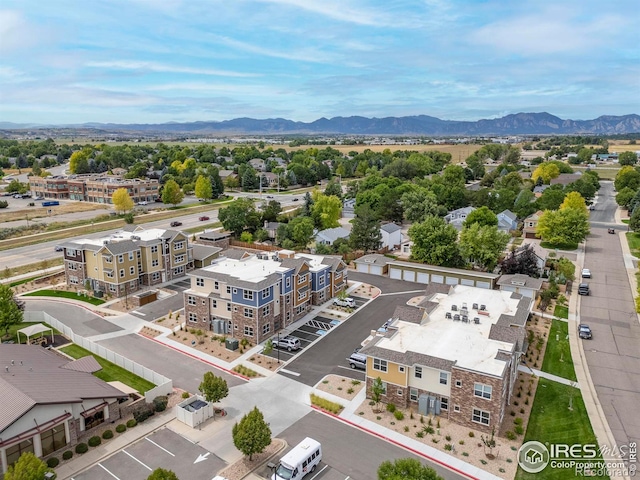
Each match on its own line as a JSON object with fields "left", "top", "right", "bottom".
{"left": 1, "top": 113, "right": 639, "bottom": 136}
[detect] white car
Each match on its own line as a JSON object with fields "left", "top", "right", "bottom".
{"left": 137, "top": 201, "right": 148, "bottom": 206}
{"left": 581, "top": 268, "right": 591, "bottom": 278}
{"left": 333, "top": 297, "right": 355, "bottom": 308}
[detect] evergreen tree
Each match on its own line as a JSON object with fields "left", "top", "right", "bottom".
{"left": 349, "top": 204, "right": 382, "bottom": 252}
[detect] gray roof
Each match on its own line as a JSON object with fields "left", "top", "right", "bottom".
{"left": 61, "top": 356, "right": 102, "bottom": 373}
{"left": 353, "top": 254, "right": 390, "bottom": 266}
{"left": 392, "top": 306, "right": 424, "bottom": 324}
{"left": 360, "top": 340, "right": 456, "bottom": 372}
{"left": 280, "top": 257, "right": 308, "bottom": 274}
{"left": 388, "top": 260, "right": 500, "bottom": 279}
{"left": 315, "top": 227, "right": 350, "bottom": 243}
{"left": 265, "top": 222, "right": 281, "bottom": 230}
{"left": 0, "top": 345, "right": 126, "bottom": 433}
{"left": 497, "top": 274, "right": 544, "bottom": 291}
{"left": 380, "top": 223, "right": 401, "bottom": 234}
{"left": 320, "top": 255, "right": 346, "bottom": 272}
{"left": 198, "top": 231, "right": 231, "bottom": 241}
{"left": 499, "top": 209, "right": 517, "bottom": 221}
{"left": 102, "top": 240, "right": 139, "bottom": 255}
{"left": 192, "top": 244, "right": 222, "bottom": 261}
{"left": 221, "top": 248, "right": 252, "bottom": 260}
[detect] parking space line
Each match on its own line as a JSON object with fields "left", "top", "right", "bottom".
{"left": 310, "top": 465, "right": 329, "bottom": 479}
{"left": 98, "top": 463, "right": 121, "bottom": 479}
{"left": 123, "top": 449, "right": 152, "bottom": 471}
{"left": 280, "top": 368, "right": 300, "bottom": 376}
{"left": 145, "top": 437, "right": 176, "bottom": 456}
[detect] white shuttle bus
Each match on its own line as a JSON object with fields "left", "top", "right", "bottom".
{"left": 271, "top": 437, "right": 322, "bottom": 480}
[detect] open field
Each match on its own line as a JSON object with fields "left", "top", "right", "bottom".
{"left": 608, "top": 140, "right": 640, "bottom": 152}
{"left": 0, "top": 201, "right": 108, "bottom": 223}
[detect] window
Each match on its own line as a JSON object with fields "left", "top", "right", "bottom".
{"left": 175, "top": 254, "right": 185, "bottom": 263}
{"left": 212, "top": 300, "right": 217, "bottom": 308}
{"left": 130, "top": 266, "right": 135, "bottom": 275}
{"left": 188, "top": 312, "right": 197, "bottom": 323}
{"left": 233, "top": 288, "right": 238, "bottom": 294}
{"left": 244, "top": 326, "right": 254, "bottom": 337}
{"left": 398, "top": 366, "right": 405, "bottom": 373}
{"left": 298, "top": 290, "right": 306, "bottom": 300}
{"left": 262, "top": 288, "right": 269, "bottom": 299}
{"left": 373, "top": 358, "right": 388, "bottom": 372}
{"left": 6, "top": 439, "right": 35, "bottom": 467}
{"left": 227, "top": 320, "right": 232, "bottom": 332}
{"left": 262, "top": 323, "right": 271, "bottom": 335}
{"left": 68, "top": 263, "right": 77, "bottom": 270}
{"left": 414, "top": 366, "right": 422, "bottom": 379}
{"left": 262, "top": 305, "right": 270, "bottom": 316}
{"left": 472, "top": 408, "right": 490, "bottom": 426}
{"left": 474, "top": 383, "right": 492, "bottom": 400}
{"left": 68, "top": 249, "right": 76, "bottom": 257}
{"left": 397, "top": 389, "right": 403, "bottom": 396}
{"left": 286, "top": 295, "right": 290, "bottom": 305}
{"left": 129, "top": 252, "right": 134, "bottom": 260}
{"left": 244, "top": 308, "right": 254, "bottom": 318}
{"left": 455, "top": 380, "right": 462, "bottom": 388}
{"left": 188, "top": 296, "right": 196, "bottom": 306}
{"left": 319, "top": 275, "right": 325, "bottom": 286}
{"left": 196, "top": 277, "right": 204, "bottom": 287}
{"left": 119, "top": 269, "right": 125, "bottom": 278}
{"left": 286, "top": 277, "right": 291, "bottom": 288}
{"left": 175, "top": 242, "right": 184, "bottom": 250}
{"left": 227, "top": 286, "right": 231, "bottom": 294}
{"left": 440, "top": 397, "right": 449, "bottom": 410}
{"left": 152, "top": 259, "right": 159, "bottom": 267}
{"left": 152, "top": 272, "right": 160, "bottom": 281}
{"left": 109, "top": 284, "right": 117, "bottom": 292}
{"left": 410, "top": 388, "right": 418, "bottom": 402}
{"left": 118, "top": 255, "right": 124, "bottom": 263}
{"left": 104, "top": 255, "right": 112, "bottom": 263}
{"left": 214, "top": 281, "right": 219, "bottom": 290}
{"left": 227, "top": 302, "right": 231, "bottom": 311}
{"left": 298, "top": 274, "right": 307, "bottom": 284}
{"left": 69, "top": 276, "right": 79, "bottom": 284}
{"left": 151, "top": 245, "right": 158, "bottom": 253}
{"left": 243, "top": 290, "right": 254, "bottom": 300}
{"left": 440, "top": 372, "right": 449, "bottom": 385}
{"left": 454, "top": 404, "right": 460, "bottom": 412}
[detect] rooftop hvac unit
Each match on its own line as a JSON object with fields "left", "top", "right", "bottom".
{"left": 212, "top": 319, "right": 227, "bottom": 334}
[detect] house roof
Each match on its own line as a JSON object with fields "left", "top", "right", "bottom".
{"left": 380, "top": 223, "right": 401, "bottom": 234}
{"left": 353, "top": 254, "right": 391, "bottom": 266}
{"left": 101, "top": 239, "right": 139, "bottom": 255}
{"left": 497, "top": 274, "right": 544, "bottom": 291}
{"left": 315, "top": 227, "right": 350, "bottom": 243}
{"left": 60, "top": 356, "right": 102, "bottom": 373}
{"left": 499, "top": 210, "right": 517, "bottom": 222}
{"left": 550, "top": 173, "right": 582, "bottom": 185}
{"left": 392, "top": 306, "right": 424, "bottom": 324}
{"left": 192, "top": 245, "right": 222, "bottom": 261}
{"left": 0, "top": 345, "right": 127, "bottom": 433}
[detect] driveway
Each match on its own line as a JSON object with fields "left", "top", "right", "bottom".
{"left": 24, "top": 300, "right": 123, "bottom": 337}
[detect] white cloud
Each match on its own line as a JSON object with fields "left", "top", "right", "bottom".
{"left": 85, "top": 60, "right": 260, "bottom": 78}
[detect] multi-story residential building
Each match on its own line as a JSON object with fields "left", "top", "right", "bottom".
{"left": 359, "top": 283, "right": 531, "bottom": 433}
{"left": 183, "top": 250, "right": 347, "bottom": 343}
{"left": 29, "top": 174, "right": 159, "bottom": 204}
{"left": 60, "top": 225, "right": 192, "bottom": 297}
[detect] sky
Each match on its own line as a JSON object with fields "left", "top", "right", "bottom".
{"left": 0, "top": 0, "right": 638, "bottom": 125}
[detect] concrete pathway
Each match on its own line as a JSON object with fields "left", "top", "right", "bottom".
{"left": 518, "top": 365, "right": 578, "bottom": 387}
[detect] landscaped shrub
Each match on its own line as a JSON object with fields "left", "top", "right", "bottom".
{"left": 309, "top": 393, "right": 343, "bottom": 414}
{"left": 153, "top": 395, "right": 168, "bottom": 412}
{"left": 75, "top": 443, "right": 88, "bottom": 454}
{"left": 424, "top": 426, "right": 435, "bottom": 435}
{"left": 116, "top": 424, "right": 127, "bottom": 433}
{"left": 181, "top": 391, "right": 190, "bottom": 399}
{"left": 133, "top": 404, "right": 155, "bottom": 423}
{"left": 514, "top": 425, "right": 524, "bottom": 435}
{"left": 394, "top": 410, "right": 404, "bottom": 420}
{"left": 505, "top": 431, "right": 517, "bottom": 440}
{"left": 102, "top": 430, "right": 114, "bottom": 439}
{"left": 468, "top": 431, "right": 475, "bottom": 438}
{"left": 126, "top": 419, "right": 137, "bottom": 428}
{"left": 62, "top": 450, "right": 73, "bottom": 461}
{"left": 444, "top": 444, "right": 453, "bottom": 451}
{"left": 386, "top": 403, "right": 396, "bottom": 413}
{"left": 88, "top": 436, "right": 101, "bottom": 447}
{"left": 514, "top": 417, "right": 523, "bottom": 425}
{"left": 47, "top": 457, "right": 59, "bottom": 468}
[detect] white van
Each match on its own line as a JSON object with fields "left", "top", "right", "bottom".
{"left": 272, "top": 437, "right": 322, "bottom": 480}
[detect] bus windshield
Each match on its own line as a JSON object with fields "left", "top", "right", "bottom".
{"left": 275, "top": 464, "right": 293, "bottom": 479}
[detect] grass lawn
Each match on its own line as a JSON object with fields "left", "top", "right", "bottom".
{"left": 1, "top": 322, "right": 60, "bottom": 344}
{"left": 540, "top": 241, "right": 579, "bottom": 251}
{"left": 23, "top": 289, "right": 105, "bottom": 305}
{"left": 541, "top": 319, "right": 576, "bottom": 381}
{"left": 60, "top": 344, "right": 155, "bottom": 393}
{"left": 9, "top": 275, "right": 43, "bottom": 287}
{"left": 553, "top": 305, "right": 569, "bottom": 319}
{"left": 516, "top": 379, "right": 608, "bottom": 480}
{"left": 626, "top": 232, "right": 640, "bottom": 257}
{"left": 622, "top": 219, "right": 629, "bottom": 224}
{"left": 184, "top": 221, "right": 222, "bottom": 234}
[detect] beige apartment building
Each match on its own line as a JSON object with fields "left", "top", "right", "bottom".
{"left": 60, "top": 225, "right": 193, "bottom": 297}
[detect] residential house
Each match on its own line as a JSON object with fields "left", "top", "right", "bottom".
{"left": 249, "top": 158, "right": 266, "bottom": 171}
{"left": 497, "top": 210, "right": 518, "bottom": 232}
{"left": 0, "top": 345, "right": 127, "bottom": 474}
{"left": 513, "top": 243, "right": 547, "bottom": 275}
{"left": 342, "top": 199, "right": 356, "bottom": 218}
{"left": 358, "top": 285, "right": 531, "bottom": 433}
{"left": 315, "top": 227, "right": 350, "bottom": 246}
{"left": 497, "top": 274, "right": 543, "bottom": 299}
{"left": 196, "top": 231, "right": 231, "bottom": 250}
{"left": 264, "top": 222, "right": 282, "bottom": 240}
{"left": 532, "top": 185, "right": 549, "bottom": 197}
{"left": 380, "top": 223, "right": 402, "bottom": 250}
{"left": 444, "top": 206, "right": 476, "bottom": 230}
{"left": 522, "top": 211, "right": 543, "bottom": 238}
{"left": 60, "top": 226, "right": 192, "bottom": 297}
{"left": 183, "top": 250, "right": 346, "bottom": 343}
{"left": 218, "top": 170, "right": 238, "bottom": 184}
{"left": 261, "top": 172, "right": 279, "bottom": 188}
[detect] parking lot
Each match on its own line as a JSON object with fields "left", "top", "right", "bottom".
{"left": 72, "top": 427, "right": 224, "bottom": 480}
{"left": 130, "top": 278, "right": 190, "bottom": 320}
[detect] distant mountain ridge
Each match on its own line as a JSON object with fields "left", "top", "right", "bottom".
{"left": 2, "top": 112, "right": 639, "bottom": 135}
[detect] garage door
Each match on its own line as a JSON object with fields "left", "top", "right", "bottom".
{"left": 356, "top": 263, "right": 369, "bottom": 274}
{"left": 403, "top": 270, "right": 416, "bottom": 282}
{"left": 461, "top": 278, "right": 474, "bottom": 286}
{"left": 371, "top": 265, "right": 383, "bottom": 276}
{"left": 390, "top": 267, "right": 402, "bottom": 280}
{"left": 476, "top": 281, "right": 491, "bottom": 289}
{"left": 445, "top": 276, "right": 459, "bottom": 285}
{"left": 417, "top": 272, "right": 429, "bottom": 284}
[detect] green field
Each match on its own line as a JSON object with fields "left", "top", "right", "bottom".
{"left": 515, "top": 379, "right": 607, "bottom": 480}
{"left": 541, "top": 319, "right": 576, "bottom": 381}
{"left": 23, "top": 289, "right": 105, "bottom": 305}
{"left": 60, "top": 344, "right": 155, "bottom": 393}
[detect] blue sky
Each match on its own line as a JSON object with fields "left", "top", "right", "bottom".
{"left": 1, "top": 0, "right": 638, "bottom": 125}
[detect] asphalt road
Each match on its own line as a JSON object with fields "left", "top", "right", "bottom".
{"left": 266, "top": 411, "right": 466, "bottom": 480}
{"left": 579, "top": 181, "right": 640, "bottom": 453}
{"left": 24, "top": 300, "right": 123, "bottom": 337}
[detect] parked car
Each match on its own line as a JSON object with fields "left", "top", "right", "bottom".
{"left": 578, "top": 324, "right": 592, "bottom": 339}
{"left": 608, "top": 228, "right": 615, "bottom": 234}
{"left": 266, "top": 195, "right": 274, "bottom": 199}
{"left": 54, "top": 245, "right": 64, "bottom": 252}
{"left": 272, "top": 335, "right": 301, "bottom": 352}
{"left": 589, "top": 205, "right": 595, "bottom": 211}
{"left": 199, "top": 216, "right": 210, "bottom": 221}
{"left": 578, "top": 283, "right": 590, "bottom": 295}
{"left": 170, "top": 221, "right": 182, "bottom": 227}
{"left": 292, "top": 198, "right": 299, "bottom": 202}
{"left": 347, "top": 352, "right": 367, "bottom": 369}
{"left": 333, "top": 297, "right": 355, "bottom": 308}
{"left": 137, "top": 200, "right": 148, "bottom": 205}
{"left": 581, "top": 268, "right": 591, "bottom": 278}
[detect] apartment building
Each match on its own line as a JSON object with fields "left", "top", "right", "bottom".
{"left": 29, "top": 174, "right": 159, "bottom": 204}
{"left": 359, "top": 284, "right": 531, "bottom": 433}
{"left": 60, "top": 225, "right": 192, "bottom": 297}
{"left": 184, "top": 250, "right": 347, "bottom": 343}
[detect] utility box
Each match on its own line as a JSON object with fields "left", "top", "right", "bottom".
{"left": 225, "top": 338, "right": 239, "bottom": 351}
{"left": 93, "top": 291, "right": 104, "bottom": 298}
{"left": 213, "top": 319, "right": 227, "bottom": 334}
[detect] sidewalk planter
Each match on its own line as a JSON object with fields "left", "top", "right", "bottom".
{"left": 175, "top": 394, "right": 214, "bottom": 428}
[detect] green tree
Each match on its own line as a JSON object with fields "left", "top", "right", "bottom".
{"left": 378, "top": 458, "right": 443, "bottom": 480}
{"left": 462, "top": 206, "right": 498, "bottom": 228}
{"left": 630, "top": 206, "right": 640, "bottom": 232}
{"left": 232, "top": 407, "right": 272, "bottom": 461}
{"left": 162, "top": 179, "right": 184, "bottom": 206}
{"left": 112, "top": 187, "right": 134, "bottom": 214}
{"left": 311, "top": 193, "right": 342, "bottom": 229}
{"left": 465, "top": 154, "right": 485, "bottom": 180}
{"left": 459, "top": 224, "right": 510, "bottom": 271}
{"left": 324, "top": 180, "right": 343, "bottom": 199}
{"left": 559, "top": 191, "right": 587, "bottom": 213}
{"left": 219, "top": 198, "right": 257, "bottom": 237}
{"left": 536, "top": 185, "right": 566, "bottom": 211}
{"left": 618, "top": 151, "right": 638, "bottom": 166}
{"left": 401, "top": 188, "right": 441, "bottom": 224}
{"left": 68, "top": 148, "right": 92, "bottom": 174}
{"left": 4, "top": 452, "right": 50, "bottom": 480}
{"left": 195, "top": 174, "right": 213, "bottom": 201}
{"left": 615, "top": 187, "right": 636, "bottom": 209}
{"left": 0, "top": 283, "right": 23, "bottom": 337}
{"left": 261, "top": 200, "right": 282, "bottom": 223}
{"left": 147, "top": 468, "right": 179, "bottom": 480}
{"left": 198, "top": 372, "right": 229, "bottom": 404}
{"left": 537, "top": 209, "right": 590, "bottom": 246}
{"left": 288, "top": 216, "right": 315, "bottom": 248}
{"left": 615, "top": 166, "right": 640, "bottom": 192}
{"left": 349, "top": 204, "right": 382, "bottom": 253}
{"left": 371, "top": 377, "right": 384, "bottom": 412}
{"left": 408, "top": 216, "right": 462, "bottom": 267}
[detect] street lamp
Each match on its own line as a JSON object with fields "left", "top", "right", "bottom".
{"left": 277, "top": 331, "right": 280, "bottom": 364}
